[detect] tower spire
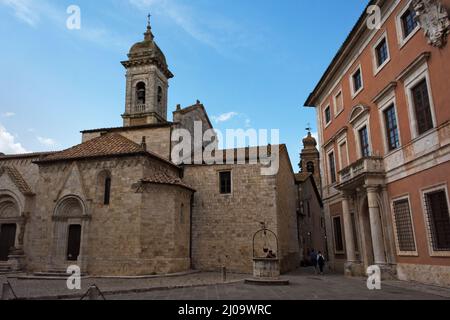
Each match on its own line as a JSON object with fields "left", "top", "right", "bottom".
{"left": 144, "top": 13, "right": 154, "bottom": 41}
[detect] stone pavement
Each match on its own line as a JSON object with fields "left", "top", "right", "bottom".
{"left": 1, "top": 271, "right": 247, "bottom": 300}
{"left": 1, "top": 268, "right": 449, "bottom": 300}
{"left": 107, "top": 269, "right": 450, "bottom": 300}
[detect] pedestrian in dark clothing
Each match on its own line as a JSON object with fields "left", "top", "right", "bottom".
{"left": 317, "top": 251, "right": 325, "bottom": 275}
{"left": 309, "top": 249, "right": 318, "bottom": 273}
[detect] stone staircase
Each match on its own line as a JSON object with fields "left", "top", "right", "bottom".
{"left": 0, "top": 262, "right": 12, "bottom": 274}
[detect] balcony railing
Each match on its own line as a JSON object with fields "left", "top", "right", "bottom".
{"left": 134, "top": 104, "right": 147, "bottom": 113}
{"left": 339, "top": 157, "right": 384, "bottom": 184}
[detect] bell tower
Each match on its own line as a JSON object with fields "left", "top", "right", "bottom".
{"left": 299, "top": 128, "right": 321, "bottom": 191}
{"left": 121, "top": 16, "right": 174, "bottom": 126}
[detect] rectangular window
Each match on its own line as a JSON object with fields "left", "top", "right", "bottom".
{"left": 401, "top": 8, "right": 417, "bottom": 38}
{"left": 384, "top": 104, "right": 400, "bottom": 151}
{"left": 219, "top": 171, "right": 232, "bottom": 194}
{"left": 412, "top": 79, "right": 434, "bottom": 135}
{"left": 333, "top": 216, "right": 344, "bottom": 253}
{"left": 339, "top": 141, "right": 349, "bottom": 169}
{"left": 375, "top": 38, "right": 389, "bottom": 67}
{"left": 324, "top": 106, "right": 331, "bottom": 125}
{"left": 359, "top": 126, "right": 370, "bottom": 157}
{"left": 393, "top": 199, "right": 417, "bottom": 252}
{"left": 424, "top": 190, "right": 450, "bottom": 251}
{"left": 352, "top": 68, "right": 363, "bottom": 93}
{"left": 335, "top": 91, "right": 344, "bottom": 114}
{"left": 328, "top": 152, "right": 337, "bottom": 184}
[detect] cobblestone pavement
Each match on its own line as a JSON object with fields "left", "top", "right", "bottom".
{"left": 107, "top": 271, "right": 450, "bottom": 300}
{"left": 0, "top": 271, "right": 247, "bottom": 300}
{"left": 1, "top": 268, "right": 449, "bottom": 300}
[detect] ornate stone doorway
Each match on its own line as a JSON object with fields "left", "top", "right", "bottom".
{"left": 0, "top": 195, "right": 21, "bottom": 262}
{"left": 50, "top": 196, "right": 90, "bottom": 272}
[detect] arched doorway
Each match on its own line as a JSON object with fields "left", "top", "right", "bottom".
{"left": 50, "top": 196, "right": 88, "bottom": 270}
{"left": 0, "top": 196, "right": 20, "bottom": 261}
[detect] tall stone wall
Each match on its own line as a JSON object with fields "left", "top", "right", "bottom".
{"left": 183, "top": 163, "right": 279, "bottom": 274}
{"left": 275, "top": 150, "right": 301, "bottom": 272}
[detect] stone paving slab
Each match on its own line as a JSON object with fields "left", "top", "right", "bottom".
{"left": 2, "top": 268, "right": 449, "bottom": 300}
{"left": 1, "top": 272, "right": 247, "bottom": 300}
{"left": 107, "top": 273, "right": 450, "bottom": 301}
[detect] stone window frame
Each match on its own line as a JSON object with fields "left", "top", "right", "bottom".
{"left": 218, "top": 169, "right": 233, "bottom": 196}
{"left": 333, "top": 88, "right": 344, "bottom": 117}
{"left": 332, "top": 215, "right": 345, "bottom": 255}
{"left": 395, "top": 0, "right": 421, "bottom": 48}
{"left": 420, "top": 183, "right": 450, "bottom": 257}
{"left": 377, "top": 89, "right": 402, "bottom": 155}
{"left": 349, "top": 64, "right": 364, "bottom": 99}
{"left": 390, "top": 194, "right": 419, "bottom": 257}
{"left": 324, "top": 104, "right": 332, "bottom": 128}
{"left": 352, "top": 112, "right": 373, "bottom": 159}
{"left": 372, "top": 31, "right": 391, "bottom": 76}
{"left": 326, "top": 147, "right": 337, "bottom": 186}
{"left": 337, "top": 133, "right": 349, "bottom": 172}
{"left": 403, "top": 60, "right": 437, "bottom": 140}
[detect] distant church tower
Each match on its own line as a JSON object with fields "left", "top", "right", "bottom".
{"left": 121, "top": 16, "right": 174, "bottom": 126}
{"left": 299, "top": 129, "right": 321, "bottom": 191}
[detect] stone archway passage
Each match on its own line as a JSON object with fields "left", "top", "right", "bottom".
{"left": 0, "top": 224, "right": 17, "bottom": 261}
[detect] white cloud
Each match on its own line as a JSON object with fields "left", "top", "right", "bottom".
{"left": 0, "top": 125, "right": 28, "bottom": 154}
{"left": 212, "top": 112, "right": 238, "bottom": 123}
{"left": 37, "top": 136, "right": 56, "bottom": 147}
{"left": 128, "top": 0, "right": 258, "bottom": 55}
{"left": 2, "top": 112, "right": 16, "bottom": 117}
{"left": 0, "top": 0, "right": 40, "bottom": 27}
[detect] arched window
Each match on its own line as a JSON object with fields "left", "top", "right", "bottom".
{"left": 104, "top": 177, "right": 111, "bottom": 205}
{"left": 307, "top": 161, "right": 315, "bottom": 174}
{"left": 136, "top": 82, "right": 146, "bottom": 105}
{"left": 98, "top": 171, "right": 112, "bottom": 205}
{"left": 157, "top": 86, "right": 163, "bottom": 105}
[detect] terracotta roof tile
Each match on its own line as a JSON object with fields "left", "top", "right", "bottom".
{"left": 141, "top": 171, "right": 195, "bottom": 191}
{"left": 37, "top": 133, "right": 144, "bottom": 163}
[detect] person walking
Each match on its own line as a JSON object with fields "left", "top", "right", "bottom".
{"left": 309, "top": 249, "right": 318, "bottom": 274}
{"left": 317, "top": 251, "right": 326, "bottom": 275}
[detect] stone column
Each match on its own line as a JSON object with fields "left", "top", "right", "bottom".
{"left": 342, "top": 193, "right": 357, "bottom": 263}
{"left": 367, "top": 187, "right": 386, "bottom": 265}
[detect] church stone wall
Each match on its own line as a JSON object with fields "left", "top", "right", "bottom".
{"left": 24, "top": 155, "right": 188, "bottom": 276}
{"left": 139, "top": 184, "right": 192, "bottom": 274}
{"left": 275, "top": 150, "right": 301, "bottom": 272}
{"left": 184, "top": 163, "right": 279, "bottom": 274}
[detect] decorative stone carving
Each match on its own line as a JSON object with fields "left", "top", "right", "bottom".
{"left": 413, "top": 0, "right": 450, "bottom": 48}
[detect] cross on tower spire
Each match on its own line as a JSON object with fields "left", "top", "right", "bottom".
{"left": 144, "top": 13, "right": 154, "bottom": 41}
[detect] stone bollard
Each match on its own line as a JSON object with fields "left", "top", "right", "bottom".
{"left": 222, "top": 266, "right": 227, "bottom": 283}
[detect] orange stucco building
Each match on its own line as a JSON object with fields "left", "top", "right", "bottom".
{"left": 305, "top": 0, "right": 450, "bottom": 286}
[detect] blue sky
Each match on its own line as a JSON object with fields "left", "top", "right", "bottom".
{"left": 0, "top": 0, "right": 367, "bottom": 168}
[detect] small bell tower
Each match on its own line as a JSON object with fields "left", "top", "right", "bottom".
{"left": 121, "top": 15, "right": 174, "bottom": 126}
{"left": 300, "top": 127, "right": 321, "bottom": 191}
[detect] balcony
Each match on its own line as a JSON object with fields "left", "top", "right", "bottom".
{"left": 134, "top": 104, "right": 147, "bottom": 113}
{"left": 337, "top": 157, "right": 385, "bottom": 190}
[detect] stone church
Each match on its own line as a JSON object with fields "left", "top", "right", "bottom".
{"left": 0, "top": 22, "right": 323, "bottom": 276}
